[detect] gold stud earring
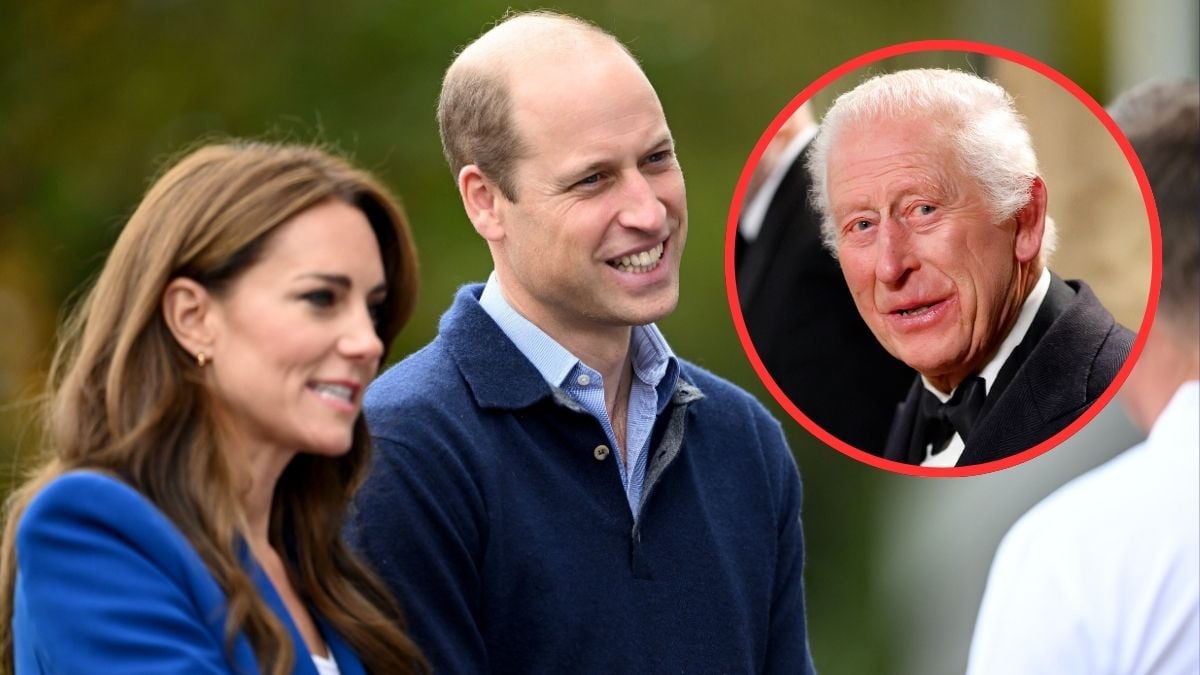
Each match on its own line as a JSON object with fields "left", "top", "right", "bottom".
{"left": 196, "top": 352, "right": 208, "bottom": 368}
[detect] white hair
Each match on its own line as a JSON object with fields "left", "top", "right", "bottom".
{"left": 806, "top": 68, "right": 1057, "bottom": 261}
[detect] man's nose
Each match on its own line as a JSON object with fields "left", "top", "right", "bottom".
{"left": 616, "top": 172, "right": 668, "bottom": 232}
{"left": 875, "top": 218, "right": 917, "bottom": 285}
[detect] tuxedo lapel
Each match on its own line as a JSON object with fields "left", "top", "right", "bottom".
{"left": 883, "top": 378, "right": 924, "bottom": 463}
{"left": 960, "top": 275, "right": 1125, "bottom": 465}
{"left": 977, "top": 273, "right": 1075, "bottom": 420}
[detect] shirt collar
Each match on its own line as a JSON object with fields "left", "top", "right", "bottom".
{"left": 479, "top": 272, "right": 677, "bottom": 392}
{"left": 922, "top": 267, "right": 1051, "bottom": 402}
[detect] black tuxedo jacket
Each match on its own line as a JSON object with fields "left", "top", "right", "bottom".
{"left": 736, "top": 146, "right": 913, "bottom": 453}
{"left": 883, "top": 274, "right": 1134, "bottom": 466}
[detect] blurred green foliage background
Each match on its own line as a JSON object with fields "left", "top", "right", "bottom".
{"left": 1, "top": 1, "right": 1194, "bottom": 673}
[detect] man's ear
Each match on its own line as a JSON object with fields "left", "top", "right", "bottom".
{"left": 162, "top": 277, "right": 216, "bottom": 359}
{"left": 459, "top": 164, "right": 507, "bottom": 242}
{"left": 1013, "top": 176, "right": 1048, "bottom": 263}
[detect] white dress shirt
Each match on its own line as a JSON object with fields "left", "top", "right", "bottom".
{"left": 967, "top": 380, "right": 1200, "bottom": 674}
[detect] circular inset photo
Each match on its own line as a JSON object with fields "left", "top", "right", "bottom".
{"left": 727, "top": 41, "right": 1158, "bottom": 476}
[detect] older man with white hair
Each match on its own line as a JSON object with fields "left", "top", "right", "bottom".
{"left": 807, "top": 68, "right": 1134, "bottom": 467}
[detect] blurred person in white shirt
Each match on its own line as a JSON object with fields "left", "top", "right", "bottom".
{"left": 968, "top": 78, "right": 1199, "bottom": 675}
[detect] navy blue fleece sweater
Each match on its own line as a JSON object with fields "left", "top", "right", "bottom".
{"left": 351, "top": 285, "right": 815, "bottom": 674}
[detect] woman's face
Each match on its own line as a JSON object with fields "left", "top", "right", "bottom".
{"left": 206, "top": 198, "right": 387, "bottom": 459}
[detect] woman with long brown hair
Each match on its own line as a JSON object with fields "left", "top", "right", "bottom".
{"left": 0, "top": 142, "right": 429, "bottom": 674}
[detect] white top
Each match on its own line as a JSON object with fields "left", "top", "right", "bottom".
{"left": 920, "top": 268, "right": 1051, "bottom": 467}
{"left": 313, "top": 651, "right": 341, "bottom": 675}
{"left": 967, "top": 380, "right": 1200, "bottom": 674}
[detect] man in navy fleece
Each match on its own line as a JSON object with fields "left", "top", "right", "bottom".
{"left": 350, "top": 10, "right": 816, "bottom": 673}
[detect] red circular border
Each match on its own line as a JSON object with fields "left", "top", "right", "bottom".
{"left": 724, "top": 39, "right": 1162, "bottom": 478}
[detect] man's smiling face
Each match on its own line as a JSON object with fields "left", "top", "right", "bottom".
{"left": 489, "top": 41, "right": 687, "bottom": 336}
{"left": 828, "top": 114, "right": 1030, "bottom": 392}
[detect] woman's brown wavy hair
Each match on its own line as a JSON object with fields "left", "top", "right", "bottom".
{"left": 0, "top": 141, "right": 429, "bottom": 675}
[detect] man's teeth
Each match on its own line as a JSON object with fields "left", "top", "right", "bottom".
{"left": 898, "top": 304, "right": 933, "bottom": 317}
{"left": 609, "top": 242, "right": 664, "bottom": 273}
{"left": 312, "top": 383, "right": 353, "bottom": 402}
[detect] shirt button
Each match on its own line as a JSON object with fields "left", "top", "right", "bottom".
{"left": 576, "top": 374, "right": 591, "bottom": 386}
{"left": 593, "top": 444, "right": 610, "bottom": 461}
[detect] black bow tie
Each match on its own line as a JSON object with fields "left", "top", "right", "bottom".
{"left": 911, "top": 376, "right": 987, "bottom": 457}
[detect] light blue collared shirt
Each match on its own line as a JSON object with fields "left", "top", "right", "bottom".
{"left": 478, "top": 273, "right": 678, "bottom": 514}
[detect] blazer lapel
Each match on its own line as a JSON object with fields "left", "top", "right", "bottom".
{"left": 321, "top": 616, "right": 367, "bottom": 675}
{"left": 246, "top": 554, "right": 319, "bottom": 675}
{"left": 235, "top": 543, "right": 368, "bottom": 674}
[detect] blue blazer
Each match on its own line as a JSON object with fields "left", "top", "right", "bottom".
{"left": 12, "top": 470, "right": 366, "bottom": 674}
